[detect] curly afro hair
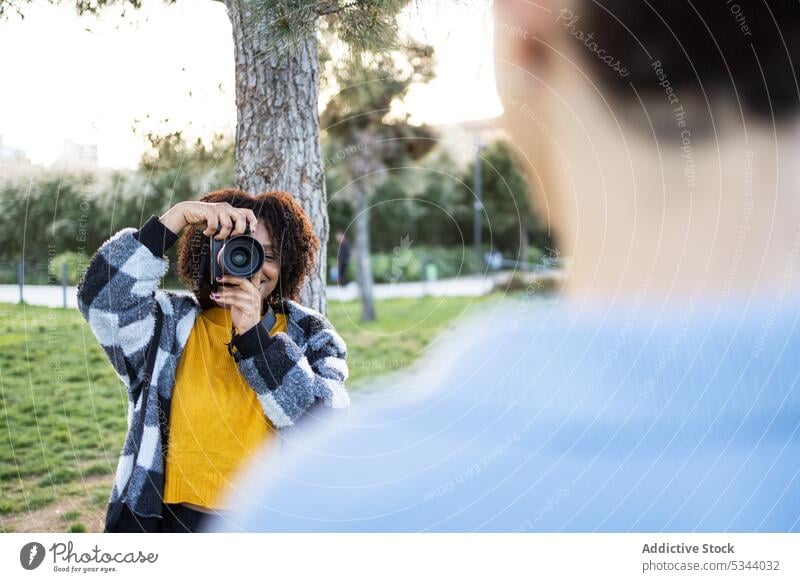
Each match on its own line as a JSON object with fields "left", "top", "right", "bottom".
{"left": 176, "top": 188, "right": 320, "bottom": 308}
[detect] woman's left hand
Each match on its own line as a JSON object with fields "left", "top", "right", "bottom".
{"left": 211, "top": 272, "right": 264, "bottom": 334}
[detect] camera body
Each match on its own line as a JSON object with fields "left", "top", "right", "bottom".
{"left": 208, "top": 228, "right": 265, "bottom": 287}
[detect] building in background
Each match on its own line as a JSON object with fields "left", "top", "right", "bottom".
{"left": 55, "top": 139, "right": 98, "bottom": 173}
{"left": 0, "top": 135, "right": 34, "bottom": 179}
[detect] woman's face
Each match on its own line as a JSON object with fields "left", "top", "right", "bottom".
{"left": 251, "top": 219, "right": 281, "bottom": 302}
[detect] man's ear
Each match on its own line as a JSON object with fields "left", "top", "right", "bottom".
{"left": 494, "top": 0, "right": 569, "bottom": 81}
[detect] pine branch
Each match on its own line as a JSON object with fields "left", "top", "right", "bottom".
{"left": 314, "top": 0, "right": 369, "bottom": 17}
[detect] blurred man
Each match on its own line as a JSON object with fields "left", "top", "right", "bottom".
{"left": 208, "top": 0, "right": 800, "bottom": 532}
{"left": 335, "top": 231, "right": 351, "bottom": 285}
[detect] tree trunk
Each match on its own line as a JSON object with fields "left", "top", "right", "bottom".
{"left": 353, "top": 181, "right": 376, "bottom": 322}
{"left": 224, "top": 0, "right": 328, "bottom": 314}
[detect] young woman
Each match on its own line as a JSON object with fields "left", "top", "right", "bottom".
{"left": 76, "top": 188, "right": 350, "bottom": 533}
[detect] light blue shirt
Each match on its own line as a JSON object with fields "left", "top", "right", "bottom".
{"left": 209, "top": 294, "right": 800, "bottom": 532}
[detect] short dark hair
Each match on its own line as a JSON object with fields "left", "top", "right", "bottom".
{"left": 575, "top": 0, "right": 800, "bottom": 120}
{"left": 176, "top": 188, "right": 320, "bottom": 306}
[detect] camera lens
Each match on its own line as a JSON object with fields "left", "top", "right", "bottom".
{"left": 218, "top": 235, "right": 265, "bottom": 278}
{"left": 231, "top": 249, "right": 248, "bottom": 267}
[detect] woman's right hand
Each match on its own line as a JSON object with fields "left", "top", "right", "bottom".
{"left": 159, "top": 201, "right": 258, "bottom": 240}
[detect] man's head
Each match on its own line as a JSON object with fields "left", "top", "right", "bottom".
{"left": 494, "top": 0, "right": 800, "bottom": 297}
{"left": 177, "top": 188, "right": 319, "bottom": 307}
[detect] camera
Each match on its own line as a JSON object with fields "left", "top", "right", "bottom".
{"left": 208, "top": 224, "right": 265, "bottom": 286}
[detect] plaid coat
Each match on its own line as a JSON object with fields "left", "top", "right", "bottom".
{"left": 76, "top": 216, "right": 350, "bottom": 531}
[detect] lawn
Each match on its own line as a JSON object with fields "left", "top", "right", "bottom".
{"left": 0, "top": 292, "right": 504, "bottom": 532}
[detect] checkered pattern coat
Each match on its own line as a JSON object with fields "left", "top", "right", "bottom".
{"left": 76, "top": 216, "right": 350, "bottom": 531}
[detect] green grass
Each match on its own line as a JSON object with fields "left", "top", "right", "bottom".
{"left": 0, "top": 303, "right": 126, "bottom": 519}
{"left": 61, "top": 510, "right": 81, "bottom": 522}
{"left": 0, "top": 293, "right": 508, "bottom": 522}
{"left": 327, "top": 293, "right": 501, "bottom": 386}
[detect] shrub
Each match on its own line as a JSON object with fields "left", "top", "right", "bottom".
{"left": 329, "top": 245, "right": 551, "bottom": 284}
{"left": 370, "top": 246, "right": 460, "bottom": 283}
{"left": 48, "top": 252, "right": 90, "bottom": 285}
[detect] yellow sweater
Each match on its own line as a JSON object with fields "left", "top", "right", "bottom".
{"left": 163, "top": 306, "right": 287, "bottom": 510}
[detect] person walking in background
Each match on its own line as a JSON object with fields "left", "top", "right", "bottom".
{"left": 209, "top": 0, "right": 800, "bottom": 532}
{"left": 335, "top": 231, "right": 351, "bottom": 286}
{"left": 76, "top": 188, "right": 350, "bottom": 532}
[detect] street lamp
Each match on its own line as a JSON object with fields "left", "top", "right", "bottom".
{"left": 473, "top": 138, "right": 484, "bottom": 275}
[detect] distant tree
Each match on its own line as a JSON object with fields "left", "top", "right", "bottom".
{"left": 0, "top": 175, "right": 106, "bottom": 283}
{"left": 109, "top": 131, "right": 235, "bottom": 285}
{"left": 462, "top": 139, "right": 552, "bottom": 264}
{"left": 410, "top": 149, "right": 472, "bottom": 248}
{"left": 137, "top": 131, "right": 234, "bottom": 206}
{"left": 322, "top": 43, "right": 436, "bottom": 321}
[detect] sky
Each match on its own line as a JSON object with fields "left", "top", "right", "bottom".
{"left": 0, "top": 0, "right": 502, "bottom": 169}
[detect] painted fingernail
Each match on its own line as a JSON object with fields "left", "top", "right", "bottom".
{"left": 215, "top": 275, "right": 222, "bottom": 281}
